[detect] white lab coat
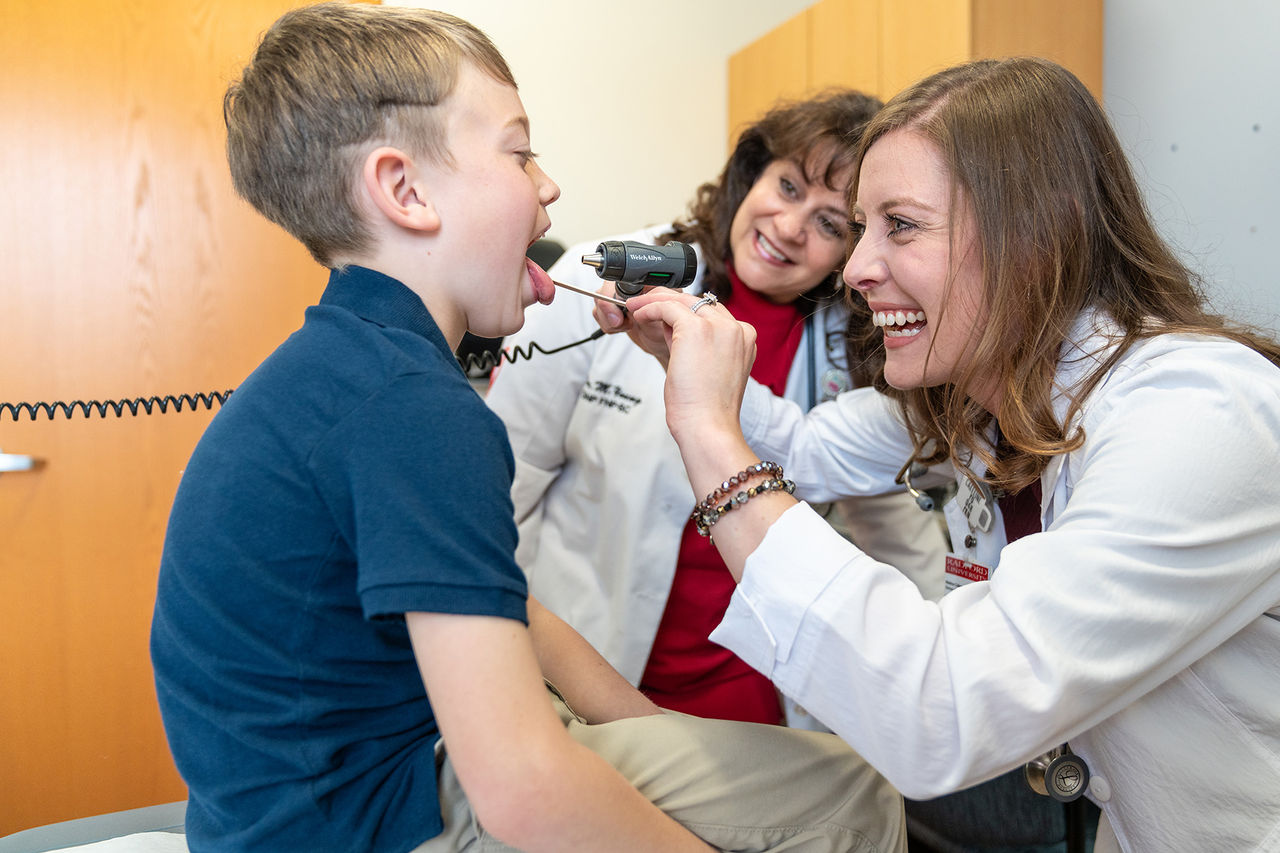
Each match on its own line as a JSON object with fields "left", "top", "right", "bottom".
{"left": 712, "top": 310, "right": 1280, "bottom": 851}
{"left": 487, "top": 226, "right": 948, "bottom": 727}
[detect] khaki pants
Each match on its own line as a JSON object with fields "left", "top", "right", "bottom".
{"left": 413, "top": 686, "right": 905, "bottom": 853}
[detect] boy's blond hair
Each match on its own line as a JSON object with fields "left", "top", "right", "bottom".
{"left": 225, "top": 2, "right": 515, "bottom": 266}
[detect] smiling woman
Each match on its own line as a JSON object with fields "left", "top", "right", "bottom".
{"left": 846, "top": 128, "right": 990, "bottom": 408}
{"left": 631, "top": 55, "right": 1280, "bottom": 853}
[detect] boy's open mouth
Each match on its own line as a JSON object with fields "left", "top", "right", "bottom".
{"left": 526, "top": 257, "right": 555, "bottom": 304}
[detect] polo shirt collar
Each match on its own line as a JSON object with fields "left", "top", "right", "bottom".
{"left": 320, "top": 265, "right": 450, "bottom": 354}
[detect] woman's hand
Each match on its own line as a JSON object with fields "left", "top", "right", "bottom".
{"left": 591, "top": 281, "right": 629, "bottom": 334}
{"left": 626, "top": 289, "right": 757, "bottom": 445}
{"left": 591, "top": 285, "right": 682, "bottom": 370}
{"left": 629, "top": 289, "right": 783, "bottom": 576}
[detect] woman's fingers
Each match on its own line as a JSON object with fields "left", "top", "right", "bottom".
{"left": 619, "top": 289, "right": 694, "bottom": 367}
{"left": 591, "top": 282, "right": 629, "bottom": 332}
{"left": 629, "top": 291, "right": 757, "bottom": 441}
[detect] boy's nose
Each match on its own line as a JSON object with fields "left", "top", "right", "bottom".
{"left": 534, "top": 161, "right": 560, "bottom": 206}
{"left": 542, "top": 177, "right": 561, "bottom": 206}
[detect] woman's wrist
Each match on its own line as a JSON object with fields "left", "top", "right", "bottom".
{"left": 690, "top": 461, "right": 795, "bottom": 539}
{"left": 676, "top": 436, "right": 797, "bottom": 579}
{"left": 674, "top": 430, "right": 759, "bottom": 504}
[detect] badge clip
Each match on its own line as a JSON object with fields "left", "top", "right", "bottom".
{"left": 956, "top": 475, "right": 995, "bottom": 533}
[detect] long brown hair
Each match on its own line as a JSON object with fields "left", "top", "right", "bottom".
{"left": 663, "top": 88, "right": 882, "bottom": 311}
{"left": 852, "top": 57, "right": 1280, "bottom": 492}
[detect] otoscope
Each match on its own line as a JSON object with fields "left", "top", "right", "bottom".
{"left": 552, "top": 240, "right": 697, "bottom": 307}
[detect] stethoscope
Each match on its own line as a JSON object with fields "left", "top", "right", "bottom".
{"left": 806, "top": 314, "right": 851, "bottom": 408}
{"left": 894, "top": 453, "right": 936, "bottom": 512}
{"left": 894, "top": 445, "right": 1091, "bottom": 802}
{"left": 1025, "top": 744, "right": 1090, "bottom": 802}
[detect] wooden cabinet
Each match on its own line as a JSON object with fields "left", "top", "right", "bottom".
{"left": 728, "top": 0, "right": 1102, "bottom": 148}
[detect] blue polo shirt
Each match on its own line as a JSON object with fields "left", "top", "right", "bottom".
{"left": 151, "top": 266, "right": 528, "bottom": 852}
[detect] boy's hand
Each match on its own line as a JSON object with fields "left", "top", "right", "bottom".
{"left": 526, "top": 596, "right": 664, "bottom": 722}
{"left": 407, "top": 611, "right": 714, "bottom": 852}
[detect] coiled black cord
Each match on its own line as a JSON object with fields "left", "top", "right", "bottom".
{"left": 0, "top": 391, "right": 233, "bottom": 422}
{"left": 0, "top": 330, "right": 605, "bottom": 421}
{"left": 456, "top": 329, "right": 604, "bottom": 375}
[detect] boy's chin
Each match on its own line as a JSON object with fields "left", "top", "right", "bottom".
{"left": 488, "top": 308, "right": 528, "bottom": 340}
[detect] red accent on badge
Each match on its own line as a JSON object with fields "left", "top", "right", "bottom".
{"left": 945, "top": 555, "right": 990, "bottom": 583}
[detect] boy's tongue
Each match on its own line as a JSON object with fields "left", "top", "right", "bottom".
{"left": 526, "top": 257, "right": 555, "bottom": 304}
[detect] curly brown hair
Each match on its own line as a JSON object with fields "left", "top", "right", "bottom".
{"left": 661, "top": 88, "right": 882, "bottom": 328}
{"left": 852, "top": 57, "right": 1280, "bottom": 493}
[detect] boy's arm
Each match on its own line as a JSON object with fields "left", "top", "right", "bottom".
{"left": 406, "top": 611, "right": 713, "bottom": 853}
{"left": 526, "top": 596, "right": 664, "bottom": 723}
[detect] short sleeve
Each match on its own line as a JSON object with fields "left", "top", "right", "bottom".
{"left": 310, "top": 373, "right": 528, "bottom": 624}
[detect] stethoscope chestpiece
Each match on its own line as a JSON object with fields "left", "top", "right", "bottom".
{"left": 894, "top": 457, "right": 935, "bottom": 512}
{"left": 1024, "top": 744, "right": 1090, "bottom": 802}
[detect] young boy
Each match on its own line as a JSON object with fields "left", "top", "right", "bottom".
{"left": 150, "top": 5, "right": 905, "bottom": 852}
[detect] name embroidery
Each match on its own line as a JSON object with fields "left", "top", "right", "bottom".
{"left": 580, "top": 381, "right": 642, "bottom": 414}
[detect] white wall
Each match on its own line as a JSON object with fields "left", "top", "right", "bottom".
{"left": 395, "top": 0, "right": 1279, "bottom": 334}
{"left": 1105, "top": 0, "right": 1280, "bottom": 334}
{"left": 388, "top": 0, "right": 815, "bottom": 251}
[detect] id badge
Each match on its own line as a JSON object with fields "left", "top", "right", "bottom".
{"left": 945, "top": 554, "right": 993, "bottom": 593}
{"left": 820, "top": 367, "right": 851, "bottom": 402}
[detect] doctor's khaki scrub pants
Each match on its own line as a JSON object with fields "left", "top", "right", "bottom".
{"left": 412, "top": 685, "right": 906, "bottom": 852}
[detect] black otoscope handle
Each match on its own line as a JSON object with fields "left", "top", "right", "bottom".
{"left": 581, "top": 240, "right": 698, "bottom": 297}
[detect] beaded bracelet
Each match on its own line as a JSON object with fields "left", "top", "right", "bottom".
{"left": 695, "top": 461, "right": 784, "bottom": 511}
{"left": 690, "top": 461, "right": 796, "bottom": 539}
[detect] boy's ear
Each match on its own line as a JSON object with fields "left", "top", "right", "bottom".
{"left": 362, "top": 146, "right": 441, "bottom": 233}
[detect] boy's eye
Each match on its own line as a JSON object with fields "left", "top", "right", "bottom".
{"left": 515, "top": 149, "right": 538, "bottom": 166}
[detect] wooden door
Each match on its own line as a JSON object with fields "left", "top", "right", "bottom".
{"left": 0, "top": 0, "right": 325, "bottom": 834}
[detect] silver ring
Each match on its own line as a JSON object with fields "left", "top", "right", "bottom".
{"left": 690, "top": 293, "right": 718, "bottom": 314}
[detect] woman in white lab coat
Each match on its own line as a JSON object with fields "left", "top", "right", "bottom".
{"left": 625, "top": 57, "right": 1280, "bottom": 851}
{"left": 487, "top": 89, "right": 948, "bottom": 728}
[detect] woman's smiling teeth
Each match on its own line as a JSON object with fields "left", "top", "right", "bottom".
{"left": 873, "top": 309, "right": 927, "bottom": 337}
{"left": 755, "top": 232, "right": 789, "bottom": 263}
